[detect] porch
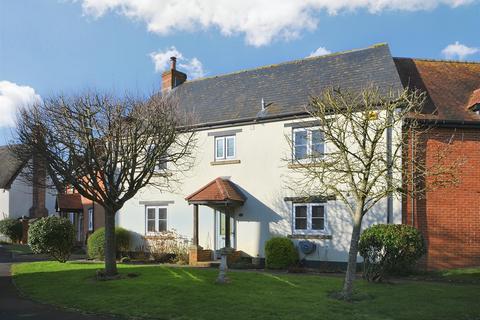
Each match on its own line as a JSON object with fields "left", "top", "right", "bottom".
{"left": 55, "top": 193, "right": 85, "bottom": 245}
{"left": 185, "top": 177, "right": 246, "bottom": 266}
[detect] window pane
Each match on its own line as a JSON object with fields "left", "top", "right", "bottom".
{"left": 294, "top": 146, "right": 308, "bottom": 159}
{"left": 295, "top": 218, "right": 307, "bottom": 230}
{"left": 220, "top": 213, "right": 225, "bottom": 235}
{"left": 215, "top": 138, "right": 224, "bottom": 159}
{"left": 158, "top": 220, "right": 167, "bottom": 232}
{"left": 311, "top": 130, "right": 324, "bottom": 145}
{"left": 312, "top": 218, "right": 324, "bottom": 230}
{"left": 295, "top": 206, "right": 307, "bottom": 218}
{"left": 312, "top": 206, "right": 324, "bottom": 218}
{"left": 158, "top": 208, "right": 167, "bottom": 220}
{"left": 147, "top": 208, "right": 155, "bottom": 219}
{"left": 226, "top": 136, "right": 235, "bottom": 158}
{"left": 294, "top": 130, "right": 308, "bottom": 146}
{"left": 147, "top": 220, "right": 155, "bottom": 232}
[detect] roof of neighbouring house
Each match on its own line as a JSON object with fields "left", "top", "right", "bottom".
{"left": 173, "top": 43, "right": 404, "bottom": 127}
{"left": 56, "top": 193, "right": 83, "bottom": 211}
{"left": 394, "top": 58, "right": 480, "bottom": 121}
{"left": 186, "top": 177, "right": 246, "bottom": 204}
{"left": 0, "top": 145, "right": 25, "bottom": 189}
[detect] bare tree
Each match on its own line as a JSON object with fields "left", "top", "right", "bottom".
{"left": 286, "top": 86, "right": 462, "bottom": 299}
{"left": 13, "top": 92, "right": 196, "bottom": 276}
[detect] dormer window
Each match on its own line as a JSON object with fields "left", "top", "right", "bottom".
{"left": 467, "top": 89, "right": 480, "bottom": 115}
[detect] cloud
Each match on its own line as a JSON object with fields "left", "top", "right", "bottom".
{"left": 0, "top": 81, "right": 41, "bottom": 128}
{"left": 150, "top": 47, "right": 205, "bottom": 79}
{"left": 307, "top": 47, "right": 332, "bottom": 58}
{"left": 78, "top": 0, "right": 477, "bottom": 46}
{"left": 441, "top": 41, "right": 479, "bottom": 60}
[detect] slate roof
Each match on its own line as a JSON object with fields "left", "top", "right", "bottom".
{"left": 173, "top": 44, "right": 404, "bottom": 127}
{"left": 394, "top": 58, "right": 480, "bottom": 122}
{"left": 56, "top": 193, "right": 83, "bottom": 212}
{"left": 186, "top": 177, "right": 246, "bottom": 204}
{"left": 0, "top": 145, "right": 25, "bottom": 189}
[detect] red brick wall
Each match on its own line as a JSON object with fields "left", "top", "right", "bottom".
{"left": 403, "top": 127, "right": 480, "bottom": 270}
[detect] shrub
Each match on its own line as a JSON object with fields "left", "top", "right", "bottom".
{"left": 265, "top": 237, "right": 298, "bottom": 269}
{"left": 359, "top": 224, "right": 426, "bottom": 282}
{"left": 144, "top": 230, "right": 189, "bottom": 264}
{"left": 87, "top": 227, "right": 131, "bottom": 260}
{"left": 0, "top": 218, "right": 23, "bottom": 243}
{"left": 28, "top": 216, "right": 75, "bottom": 263}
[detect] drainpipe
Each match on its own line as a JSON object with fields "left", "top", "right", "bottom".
{"left": 410, "top": 127, "right": 415, "bottom": 227}
{"left": 386, "top": 111, "right": 393, "bottom": 224}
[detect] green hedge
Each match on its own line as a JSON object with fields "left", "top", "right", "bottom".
{"left": 0, "top": 218, "right": 23, "bottom": 243}
{"left": 265, "top": 237, "right": 298, "bottom": 269}
{"left": 87, "top": 227, "right": 131, "bottom": 260}
{"left": 28, "top": 216, "right": 75, "bottom": 263}
{"left": 359, "top": 224, "right": 426, "bottom": 281}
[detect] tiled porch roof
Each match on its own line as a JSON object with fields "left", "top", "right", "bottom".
{"left": 185, "top": 177, "right": 245, "bottom": 204}
{"left": 56, "top": 193, "right": 83, "bottom": 212}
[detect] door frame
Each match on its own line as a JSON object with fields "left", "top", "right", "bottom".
{"left": 214, "top": 209, "right": 236, "bottom": 255}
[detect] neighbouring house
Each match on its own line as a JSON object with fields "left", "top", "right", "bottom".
{"left": 56, "top": 187, "right": 105, "bottom": 245}
{"left": 117, "top": 43, "right": 405, "bottom": 268}
{"left": 394, "top": 58, "right": 480, "bottom": 270}
{"left": 0, "top": 145, "right": 56, "bottom": 235}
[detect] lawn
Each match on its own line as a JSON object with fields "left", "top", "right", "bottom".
{"left": 2, "top": 244, "right": 32, "bottom": 254}
{"left": 12, "top": 262, "right": 480, "bottom": 320}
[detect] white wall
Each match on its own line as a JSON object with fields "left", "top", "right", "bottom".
{"left": 118, "top": 117, "right": 402, "bottom": 263}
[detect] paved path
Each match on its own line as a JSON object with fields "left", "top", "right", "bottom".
{"left": 0, "top": 247, "right": 117, "bottom": 320}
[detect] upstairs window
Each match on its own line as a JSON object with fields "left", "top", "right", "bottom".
{"left": 293, "top": 128, "right": 324, "bottom": 160}
{"left": 293, "top": 203, "right": 326, "bottom": 233}
{"left": 215, "top": 135, "right": 236, "bottom": 161}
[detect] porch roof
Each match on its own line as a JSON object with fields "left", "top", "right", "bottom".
{"left": 185, "top": 177, "right": 245, "bottom": 206}
{"left": 56, "top": 193, "right": 83, "bottom": 212}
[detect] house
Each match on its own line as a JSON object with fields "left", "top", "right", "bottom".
{"left": 394, "top": 58, "right": 480, "bottom": 270}
{"left": 117, "top": 44, "right": 405, "bottom": 268}
{"left": 0, "top": 145, "right": 56, "bottom": 224}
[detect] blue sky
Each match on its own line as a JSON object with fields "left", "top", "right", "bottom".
{"left": 1, "top": 0, "right": 479, "bottom": 143}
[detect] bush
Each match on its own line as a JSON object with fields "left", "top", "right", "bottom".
{"left": 87, "top": 227, "right": 131, "bottom": 260}
{"left": 0, "top": 218, "right": 23, "bottom": 243}
{"left": 265, "top": 237, "right": 298, "bottom": 269}
{"left": 28, "top": 216, "right": 75, "bottom": 263}
{"left": 144, "top": 230, "right": 189, "bottom": 264}
{"left": 359, "top": 224, "right": 426, "bottom": 282}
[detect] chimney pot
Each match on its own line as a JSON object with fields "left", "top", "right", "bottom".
{"left": 170, "top": 57, "right": 177, "bottom": 70}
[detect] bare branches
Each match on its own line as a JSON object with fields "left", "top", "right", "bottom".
{"left": 12, "top": 91, "right": 197, "bottom": 212}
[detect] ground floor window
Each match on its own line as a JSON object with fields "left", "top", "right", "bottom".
{"left": 293, "top": 203, "right": 326, "bottom": 233}
{"left": 88, "top": 208, "right": 94, "bottom": 231}
{"left": 146, "top": 206, "right": 168, "bottom": 234}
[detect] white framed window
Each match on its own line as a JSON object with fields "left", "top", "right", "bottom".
{"left": 292, "top": 127, "right": 325, "bottom": 160}
{"left": 293, "top": 203, "right": 326, "bottom": 234}
{"left": 215, "top": 135, "right": 236, "bottom": 160}
{"left": 146, "top": 206, "right": 168, "bottom": 234}
{"left": 88, "top": 208, "right": 94, "bottom": 231}
{"left": 68, "top": 212, "right": 75, "bottom": 225}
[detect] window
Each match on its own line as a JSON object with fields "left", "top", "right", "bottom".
{"left": 215, "top": 135, "right": 235, "bottom": 160}
{"left": 293, "top": 128, "right": 324, "bottom": 160}
{"left": 293, "top": 203, "right": 326, "bottom": 233}
{"left": 88, "top": 208, "right": 94, "bottom": 231}
{"left": 146, "top": 206, "right": 168, "bottom": 233}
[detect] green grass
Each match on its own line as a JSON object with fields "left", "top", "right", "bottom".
{"left": 3, "top": 244, "right": 32, "bottom": 254}
{"left": 437, "top": 267, "right": 480, "bottom": 282}
{"left": 12, "top": 261, "right": 480, "bottom": 320}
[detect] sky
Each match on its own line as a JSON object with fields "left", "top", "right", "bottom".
{"left": 1, "top": 0, "right": 479, "bottom": 143}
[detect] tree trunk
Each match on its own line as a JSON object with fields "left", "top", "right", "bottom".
{"left": 341, "top": 210, "right": 363, "bottom": 299}
{"left": 104, "top": 210, "right": 117, "bottom": 276}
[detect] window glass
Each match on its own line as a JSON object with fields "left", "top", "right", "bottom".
{"left": 147, "top": 208, "right": 156, "bottom": 232}
{"left": 311, "top": 206, "right": 325, "bottom": 230}
{"left": 226, "top": 136, "right": 235, "bottom": 158}
{"left": 215, "top": 137, "right": 224, "bottom": 159}
{"left": 294, "top": 205, "right": 308, "bottom": 230}
{"left": 88, "top": 208, "right": 94, "bottom": 231}
{"left": 311, "top": 130, "right": 325, "bottom": 157}
{"left": 294, "top": 130, "right": 308, "bottom": 159}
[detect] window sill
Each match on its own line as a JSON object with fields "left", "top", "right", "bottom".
{"left": 287, "top": 162, "right": 323, "bottom": 169}
{"left": 288, "top": 234, "right": 332, "bottom": 240}
{"left": 210, "top": 159, "right": 241, "bottom": 166}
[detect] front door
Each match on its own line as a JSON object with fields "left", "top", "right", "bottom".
{"left": 214, "top": 210, "right": 235, "bottom": 253}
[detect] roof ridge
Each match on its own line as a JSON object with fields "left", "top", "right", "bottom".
{"left": 215, "top": 177, "right": 228, "bottom": 200}
{"left": 180, "top": 43, "right": 389, "bottom": 85}
{"left": 185, "top": 179, "right": 218, "bottom": 200}
{"left": 394, "top": 56, "right": 480, "bottom": 65}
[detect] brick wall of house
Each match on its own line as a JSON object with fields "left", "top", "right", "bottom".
{"left": 403, "top": 127, "right": 480, "bottom": 270}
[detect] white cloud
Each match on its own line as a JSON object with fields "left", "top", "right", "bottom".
{"left": 307, "top": 47, "right": 332, "bottom": 58}
{"left": 150, "top": 46, "right": 205, "bottom": 79}
{"left": 78, "top": 0, "right": 477, "bottom": 46}
{"left": 441, "top": 41, "right": 479, "bottom": 60}
{"left": 0, "top": 81, "right": 41, "bottom": 128}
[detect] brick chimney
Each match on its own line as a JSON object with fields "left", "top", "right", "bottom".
{"left": 161, "top": 57, "right": 187, "bottom": 95}
{"left": 29, "top": 152, "right": 48, "bottom": 218}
